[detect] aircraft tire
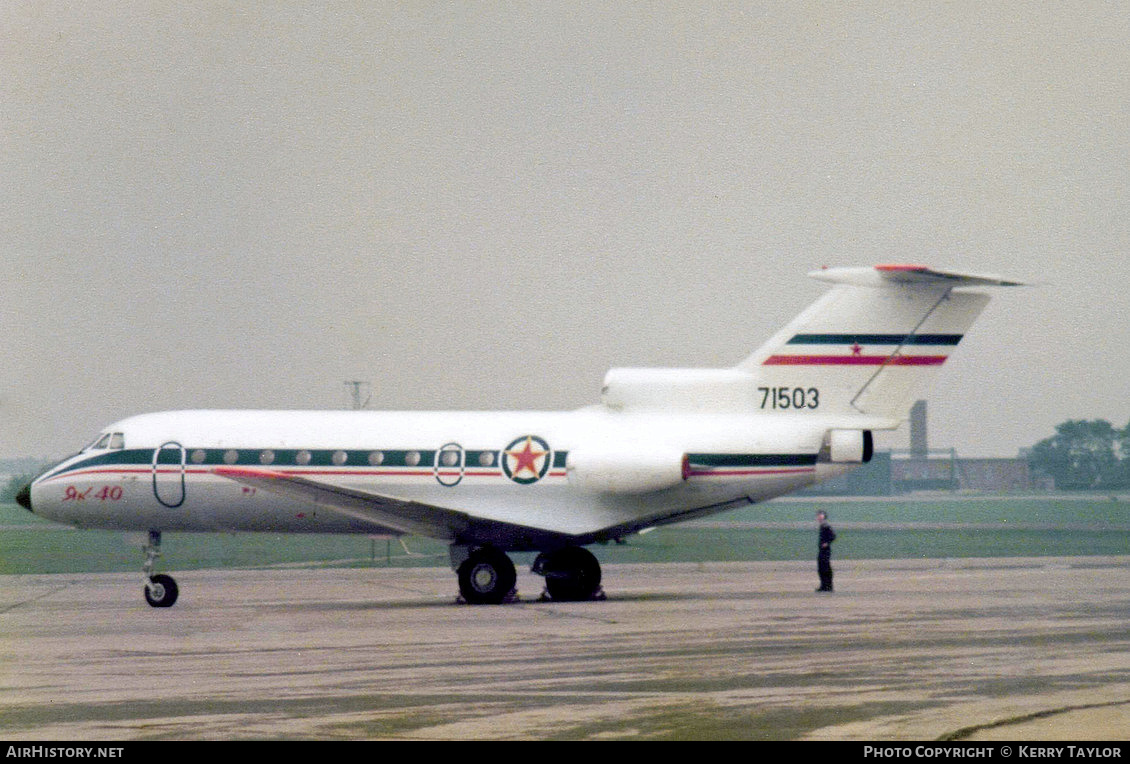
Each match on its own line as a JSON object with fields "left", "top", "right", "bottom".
{"left": 457, "top": 548, "right": 516, "bottom": 605}
{"left": 543, "top": 546, "right": 602, "bottom": 602}
{"left": 144, "top": 574, "right": 179, "bottom": 608}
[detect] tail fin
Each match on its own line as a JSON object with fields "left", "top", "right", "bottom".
{"left": 738, "top": 265, "right": 1023, "bottom": 419}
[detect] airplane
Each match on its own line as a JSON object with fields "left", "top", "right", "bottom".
{"left": 16, "top": 264, "right": 1022, "bottom": 607}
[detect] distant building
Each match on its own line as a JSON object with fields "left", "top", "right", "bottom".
{"left": 891, "top": 450, "right": 957, "bottom": 491}
{"left": 890, "top": 452, "right": 1037, "bottom": 492}
{"left": 802, "top": 450, "right": 1039, "bottom": 496}
{"left": 953, "top": 457, "right": 1037, "bottom": 492}
{"left": 804, "top": 451, "right": 893, "bottom": 496}
{"left": 802, "top": 400, "right": 1041, "bottom": 495}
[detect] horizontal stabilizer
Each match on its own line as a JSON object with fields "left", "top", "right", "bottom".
{"left": 810, "top": 264, "right": 1026, "bottom": 289}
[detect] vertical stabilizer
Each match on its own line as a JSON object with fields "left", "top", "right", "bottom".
{"left": 738, "top": 266, "right": 1021, "bottom": 420}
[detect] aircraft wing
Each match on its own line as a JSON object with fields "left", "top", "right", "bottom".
{"left": 211, "top": 466, "right": 568, "bottom": 548}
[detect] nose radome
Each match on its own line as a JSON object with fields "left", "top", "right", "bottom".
{"left": 15, "top": 482, "right": 32, "bottom": 512}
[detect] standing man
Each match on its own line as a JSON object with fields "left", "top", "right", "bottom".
{"left": 816, "top": 510, "right": 836, "bottom": 592}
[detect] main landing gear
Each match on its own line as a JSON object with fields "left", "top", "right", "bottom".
{"left": 456, "top": 546, "right": 518, "bottom": 605}
{"left": 452, "top": 544, "right": 604, "bottom": 604}
{"left": 142, "top": 530, "right": 178, "bottom": 608}
{"left": 534, "top": 546, "right": 604, "bottom": 602}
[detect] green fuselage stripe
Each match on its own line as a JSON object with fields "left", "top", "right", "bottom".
{"left": 43, "top": 449, "right": 810, "bottom": 480}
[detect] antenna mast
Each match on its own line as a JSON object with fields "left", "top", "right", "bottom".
{"left": 344, "top": 381, "right": 371, "bottom": 410}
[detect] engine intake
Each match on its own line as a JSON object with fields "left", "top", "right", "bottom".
{"left": 827, "top": 429, "right": 874, "bottom": 464}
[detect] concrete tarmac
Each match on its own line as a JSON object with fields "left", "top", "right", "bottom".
{"left": 2, "top": 557, "right": 1128, "bottom": 740}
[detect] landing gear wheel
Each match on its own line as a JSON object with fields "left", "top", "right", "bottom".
{"left": 541, "top": 546, "right": 602, "bottom": 602}
{"left": 145, "top": 573, "right": 179, "bottom": 608}
{"left": 141, "top": 530, "right": 178, "bottom": 608}
{"left": 457, "top": 548, "right": 517, "bottom": 605}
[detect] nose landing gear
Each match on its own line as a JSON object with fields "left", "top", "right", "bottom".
{"left": 142, "top": 530, "right": 178, "bottom": 608}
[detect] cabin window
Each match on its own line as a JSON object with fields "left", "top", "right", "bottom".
{"left": 441, "top": 450, "right": 459, "bottom": 467}
{"left": 479, "top": 451, "right": 496, "bottom": 467}
{"left": 295, "top": 450, "right": 312, "bottom": 466}
{"left": 368, "top": 451, "right": 384, "bottom": 466}
{"left": 405, "top": 451, "right": 421, "bottom": 466}
{"left": 332, "top": 450, "right": 348, "bottom": 466}
{"left": 259, "top": 450, "right": 275, "bottom": 465}
{"left": 223, "top": 450, "right": 239, "bottom": 465}
{"left": 191, "top": 450, "right": 206, "bottom": 464}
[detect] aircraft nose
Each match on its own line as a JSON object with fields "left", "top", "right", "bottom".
{"left": 15, "top": 482, "right": 32, "bottom": 512}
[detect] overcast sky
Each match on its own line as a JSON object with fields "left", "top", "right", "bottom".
{"left": 2, "top": 2, "right": 1128, "bottom": 460}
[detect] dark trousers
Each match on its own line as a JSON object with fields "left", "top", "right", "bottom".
{"left": 818, "top": 552, "right": 833, "bottom": 591}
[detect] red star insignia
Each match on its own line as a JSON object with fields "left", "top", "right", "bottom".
{"left": 506, "top": 437, "right": 546, "bottom": 477}
{"left": 851, "top": 343, "right": 863, "bottom": 356}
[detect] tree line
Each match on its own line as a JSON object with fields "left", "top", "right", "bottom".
{"left": 1026, "top": 419, "right": 1130, "bottom": 490}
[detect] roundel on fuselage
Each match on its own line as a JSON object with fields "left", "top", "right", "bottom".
{"left": 501, "top": 435, "right": 552, "bottom": 485}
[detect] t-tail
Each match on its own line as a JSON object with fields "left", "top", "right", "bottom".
{"left": 601, "top": 264, "right": 1022, "bottom": 421}
{"left": 738, "top": 265, "right": 1023, "bottom": 419}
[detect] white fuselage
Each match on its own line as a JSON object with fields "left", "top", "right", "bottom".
{"left": 29, "top": 407, "right": 855, "bottom": 547}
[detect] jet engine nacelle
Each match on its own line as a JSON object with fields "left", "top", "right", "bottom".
{"left": 566, "top": 448, "right": 689, "bottom": 494}
{"left": 827, "top": 429, "right": 874, "bottom": 464}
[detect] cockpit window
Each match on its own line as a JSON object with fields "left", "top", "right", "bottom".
{"left": 85, "top": 432, "right": 125, "bottom": 450}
